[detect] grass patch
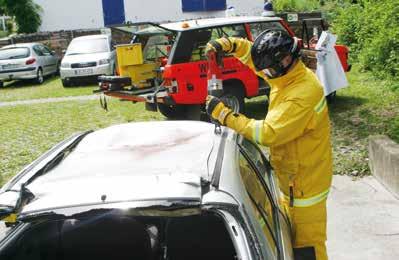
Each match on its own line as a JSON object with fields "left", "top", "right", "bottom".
{"left": 0, "top": 99, "right": 164, "bottom": 185}
{"left": 329, "top": 66, "right": 399, "bottom": 176}
{"left": 246, "top": 65, "right": 399, "bottom": 177}
{"left": 0, "top": 31, "right": 8, "bottom": 38}
{"left": 0, "top": 76, "right": 97, "bottom": 102}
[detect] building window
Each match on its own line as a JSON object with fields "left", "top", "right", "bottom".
{"left": 182, "top": 0, "right": 226, "bottom": 12}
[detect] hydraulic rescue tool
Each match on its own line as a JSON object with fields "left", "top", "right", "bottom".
{"left": 206, "top": 51, "right": 225, "bottom": 134}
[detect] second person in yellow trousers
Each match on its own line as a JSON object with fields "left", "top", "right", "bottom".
{"left": 205, "top": 30, "right": 333, "bottom": 260}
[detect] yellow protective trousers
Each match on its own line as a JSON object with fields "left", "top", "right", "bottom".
{"left": 282, "top": 199, "right": 328, "bottom": 260}
{"left": 212, "top": 37, "right": 333, "bottom": 260}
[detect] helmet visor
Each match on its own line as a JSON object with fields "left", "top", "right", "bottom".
{"left": 254, "top": 56, "right": 276, "bottom": 71}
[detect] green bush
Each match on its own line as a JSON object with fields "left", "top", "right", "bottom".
{"left": 3, "top": 0, "right": 42, "bottom": 33}
{"left": 332, "top": 0, "right": 399, "bottom": 79}
{"left": 273, "top": 0, "right": 320, "bottom": 12}
{"left": 331, "top": 4, "right": 363, "bottom": 49}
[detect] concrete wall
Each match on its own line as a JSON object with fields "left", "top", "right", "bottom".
{"left": 34, "top": 0, "right": 264, "bottom": 31}
{"left": 369, "top": 135, "right": 399, "bottom": 199}
{"left": 35, "top": 0, "right": 104, "bottom": 31}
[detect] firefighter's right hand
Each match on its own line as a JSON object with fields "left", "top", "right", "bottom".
{"left": 206, "top": 95, "right": 232, "bottom": 126}
{"left": 205, "top": 43, "right": 217, "bottom": 56}
{"left": 205, "top": 41, "right": 224, "bottom": 66}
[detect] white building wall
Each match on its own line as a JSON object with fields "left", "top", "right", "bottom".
{"left": 124, "top": 0, "right": 264, "bottom": 23}
{"left": 35, "top": 0, "right": 104, "bottom": 31}
{"left": 35, "top": 0, "right": 264, "bottom": 32}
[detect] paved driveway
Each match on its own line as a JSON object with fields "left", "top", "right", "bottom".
{"left": 327, "top": 175, "right": 399, "bottom": 259}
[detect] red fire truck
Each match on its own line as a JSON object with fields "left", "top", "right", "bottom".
{"left": 98, "top": 16, "right": 349, "bottom": 119}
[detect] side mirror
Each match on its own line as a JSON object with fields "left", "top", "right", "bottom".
{"left": 111, "top": 41, "right": 117, "bottom": 50}
{"left": 62, "top": 49, "right": 66, "bottom": 54}
{"left": 51, "top": 50, "right": 56, "bottom": 56}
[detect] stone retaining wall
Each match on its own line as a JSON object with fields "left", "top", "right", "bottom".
{"left": 0, "top": 29, "right": 102, "bottom": 58}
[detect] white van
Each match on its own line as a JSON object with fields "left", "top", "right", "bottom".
{"left": 60, "top": 34, "right": 115, "bottom": 87}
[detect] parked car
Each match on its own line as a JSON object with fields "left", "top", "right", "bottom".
{"left": 0, "top": 43, "right": 60, "bottom": 87}
{"left": 60, "top": 34, "right": 116, "bottom": 87}
{"left": 0, "top": 121, "right": 293, "bottom": 260}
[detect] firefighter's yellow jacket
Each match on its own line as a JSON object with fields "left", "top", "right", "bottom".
{"left": 210, "top": 37, "right": 333, "bottom": 259}
{"left": 211, "top": 36, "right": 332, "bottom": 202}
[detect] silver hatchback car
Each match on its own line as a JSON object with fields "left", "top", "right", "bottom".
{"left": 0, "top": 121, "right": 294, "bottom": 260}
{"left": 0, "top": 43, "right": 60, "bottom": 87}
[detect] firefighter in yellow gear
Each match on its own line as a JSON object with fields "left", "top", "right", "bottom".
{"left": 206, "top": 30, "right": 333, "bottom": 260}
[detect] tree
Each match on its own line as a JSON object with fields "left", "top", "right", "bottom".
{"left": 1, "top": 0, "right": 42, "bottom": 33}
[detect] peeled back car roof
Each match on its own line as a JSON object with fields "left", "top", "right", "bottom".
{"left": 20, "top": 121, "right": 223, "bottom": 215}
{"left": 161, "top": 16, "right": 282, "bottom": 31}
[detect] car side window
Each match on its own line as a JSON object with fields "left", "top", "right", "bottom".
{"left": 190, "top": 24, "right": 248, "bottom": 62}
{"left": 240, "top": 138, "right": 273, "bottom": 188}
{"left": 142, "top": 34, "right": 172, "bottom": 61}
{"left": 42, "top": 45, "right": 53, "bottom": 56}
{"left": 249, "top": 22, "right": 286, "bottom": 40}
{"left": 239, "top": 152, "right": 278, "bottom": 256}
{"left": 39, "top": 45, "right": 51, "bottom": 56}
{"left": 33, "top": 45, "right": 44, "bottom": 56}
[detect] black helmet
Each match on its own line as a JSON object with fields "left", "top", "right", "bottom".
{"left": 251, "top": 30, "right": 300, "bottom": 78}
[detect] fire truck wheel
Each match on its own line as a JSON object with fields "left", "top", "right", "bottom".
{"left": 185, "top": 105, "right": 202, "bottom": 121}
{"left": 158, "top": 103, "right": 187, "bottom": 120}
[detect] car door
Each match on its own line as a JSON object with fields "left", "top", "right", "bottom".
{"left": 41, "top": 45, "right": 58, "bottom": 75}
{"left": 32, "top": 45, "right": 48, "bottom": 74}
{"left": 238, "top": 136, "right": 294, "bottom": 260}
{"left": 38, "top": 45, "right": 56, "bottom": 75}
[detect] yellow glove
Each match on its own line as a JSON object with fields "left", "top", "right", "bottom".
{"left": 206, "top": 95, "right": 232, "bottom": 125}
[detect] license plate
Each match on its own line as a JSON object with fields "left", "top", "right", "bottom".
{"left": 74, "top": 68, "right": 94, "bottom": 75}
{"left": 2, "top": 64, "right": 20, "bottom": 70}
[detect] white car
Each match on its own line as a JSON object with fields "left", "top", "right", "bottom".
{"left": 0, "top": 121, "right": 294, "bottom": 260}
{"left": 60, "top": 34, "right": 115, "bottom": 87}
{"left": 0, "top": 43, "right": 60, "bottom": 87}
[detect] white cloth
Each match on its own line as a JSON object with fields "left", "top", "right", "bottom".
{"left": 315, "top": 31, "right": 348, "bottom": 96}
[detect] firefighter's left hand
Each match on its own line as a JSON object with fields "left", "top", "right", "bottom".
{"left": 206, "top": 95, "right": 232, "bottom": 125}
